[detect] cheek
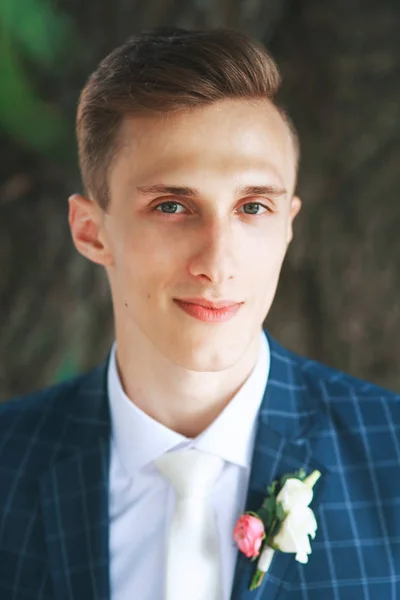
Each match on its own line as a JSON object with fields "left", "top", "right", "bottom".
{"left": 115, "top": 228, "right": 184, "bottom": 291}
{"left": 244, "top": 230, "right": 287, "bottom": 276}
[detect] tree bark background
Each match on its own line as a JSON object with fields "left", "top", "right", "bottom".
{"left": 1, "top": 0, "right": 399, "bottom": 400}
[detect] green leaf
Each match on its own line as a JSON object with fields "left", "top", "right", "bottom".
{"left": 267, "top": 512, "right": 275, "bottom": 528}
{"left": 295, "top": 468, "right": 307, "bottom": 481}
{"left": 267, "top": 480, "right": 277, "bottom": 496}
{"left": 262, "top": 496, "right": 276, "bottom": 514}
{"left": 257, "top": 508, "right": 269, "bottom": 527}
{"left": 270, "top": 519, "right": 282, "bottom": 539}
{"left": 276, "top": 502, "right": 285, "bottom": 521}
{"left": 261, "top": 497, "right": 277, "bottom": 527}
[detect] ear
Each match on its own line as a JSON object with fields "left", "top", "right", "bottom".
{"left": 286, "top": 195, "right": 302, "bottom": 244}
{"left": 68, "top": 193, "right": 114, "bottom": 266}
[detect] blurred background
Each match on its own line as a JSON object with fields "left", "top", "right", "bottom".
{"left": 1, "top": 0, "right": 399, "bottom": 400}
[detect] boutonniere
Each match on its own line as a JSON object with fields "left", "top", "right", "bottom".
{"left": 233, "top": 468, "right": 321, "bottom": 591}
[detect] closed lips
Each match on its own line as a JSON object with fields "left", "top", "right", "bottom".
{"left": 175, "top": 298, "right": 242, "bottom": 309}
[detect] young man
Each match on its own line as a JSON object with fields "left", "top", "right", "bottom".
{"left": 0, "top": 27, "right": 399, "bottom": 600}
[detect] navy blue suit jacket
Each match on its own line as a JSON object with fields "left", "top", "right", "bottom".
{"left": 0, "top": 331, "right": 399, "bottom": 599}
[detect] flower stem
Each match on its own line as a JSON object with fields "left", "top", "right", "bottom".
{"left": 250, "top": 569, "right": 265, "bottom": 590}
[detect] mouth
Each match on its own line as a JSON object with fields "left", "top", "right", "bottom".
{"left": 173, "top": 298, "right": 243, "bottom": 323}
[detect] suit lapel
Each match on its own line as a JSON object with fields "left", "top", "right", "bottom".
{"left": 40, "top": 361, "right": 111, "bottom": 600}
{"left": 230, "top": 331, "right": 332, "bottom": 600}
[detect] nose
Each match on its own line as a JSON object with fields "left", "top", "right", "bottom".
{"left": 187, "top": 218, "right": 236, "bottom": 285}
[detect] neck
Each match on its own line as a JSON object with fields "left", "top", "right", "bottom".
{"left": 113, "top": 325, "right": 261, "bottom": 438}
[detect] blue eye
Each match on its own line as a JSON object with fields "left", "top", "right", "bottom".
{"left": 156, "top": 202, "right": 186, "bottom": 214}
{"left": 239, "top": 203, "right": 268, "bottom": 215}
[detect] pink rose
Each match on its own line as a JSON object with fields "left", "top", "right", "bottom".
{"left": 233, "top": 514, "right": 265, "bottom": 558}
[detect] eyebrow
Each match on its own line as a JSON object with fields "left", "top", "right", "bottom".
{"left": 135, "top": 183, "right": 288, "bottom": 198}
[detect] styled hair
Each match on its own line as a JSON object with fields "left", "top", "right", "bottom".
{"left": 76, "top": 27, "right": 298, "bottom": 209}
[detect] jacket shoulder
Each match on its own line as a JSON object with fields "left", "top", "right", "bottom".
{"left": 272, "top": 341, "right": 400, "bottom": 437}
{"left": 297, "top": 353, "right": 399, "bottom": 402}
{"left": 0, "top": 364, "right": 107, "bottom": 470}
{"left": 0, "top": 371, "right": 91, "bottom": 425}
{"left": 268, "top": 332, "right": 399, "bottom": 401}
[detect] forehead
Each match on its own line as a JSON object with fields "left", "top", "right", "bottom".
{"left": 112, "top": 98, "right": 297, "bottom": 193}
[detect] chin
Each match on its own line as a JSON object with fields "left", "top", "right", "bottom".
{"left": 161, "top": 330, "right": 251, "bottom": 372}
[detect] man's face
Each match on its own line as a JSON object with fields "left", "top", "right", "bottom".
{"left": 71, "top": 99, "right": 301, "bottom": 371}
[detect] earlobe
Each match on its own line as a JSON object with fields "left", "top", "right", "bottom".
{"left": 290, "top": 195, "right": 302, "bottom": 219}
{"left": 68, "top": 194, "right": 113, "bottom": 266}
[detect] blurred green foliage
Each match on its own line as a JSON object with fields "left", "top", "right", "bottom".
{"left": 0, "top": 0, "right": 73, "bottom": 154}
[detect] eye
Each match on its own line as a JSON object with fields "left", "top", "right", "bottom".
{"left": 155, "top": 201, "right": 186, "bottom": 214}
{"left": 238, "top": 202, "right": 270, "bottom": 215}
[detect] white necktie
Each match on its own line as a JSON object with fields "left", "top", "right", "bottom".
{"left": 154, "top": 448, "right": 225, "bottom": 600}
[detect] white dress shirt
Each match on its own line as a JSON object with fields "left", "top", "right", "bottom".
{"left": 107, "top": 331, "right": 270, "bottom": 600}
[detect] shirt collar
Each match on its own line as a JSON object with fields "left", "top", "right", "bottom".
{"left": 108, "top": 331, "right": 270, "bottom": 477}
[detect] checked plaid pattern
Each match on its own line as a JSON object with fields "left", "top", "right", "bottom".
{"left": 0, "top": 330, "right": 399, "bottom": 600}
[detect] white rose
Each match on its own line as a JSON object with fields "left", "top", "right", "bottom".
{"left": 276, "top": 477, "right": 313, "bottom": 512}
{"left": 272, "top": 477, "right": 318, "bottom": 563}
